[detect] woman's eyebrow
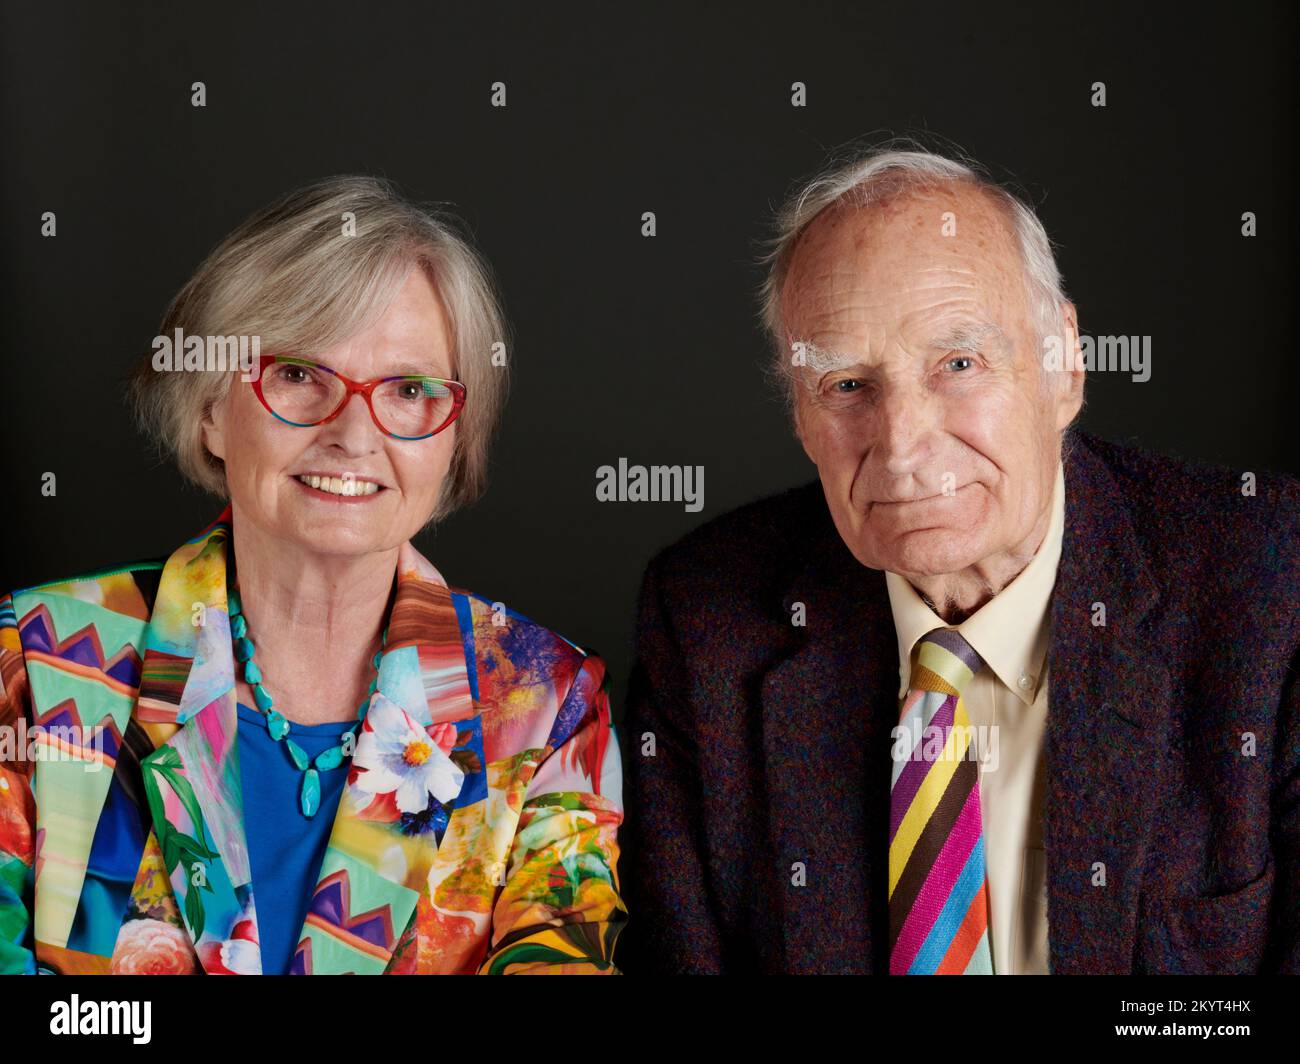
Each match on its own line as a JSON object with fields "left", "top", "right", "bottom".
{"left": 386, "top": 361, "right": 444, "bottom": 376}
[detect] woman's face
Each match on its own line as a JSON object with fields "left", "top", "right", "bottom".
{"left": 202, "top": 267, "right": 458, "bottom": 557}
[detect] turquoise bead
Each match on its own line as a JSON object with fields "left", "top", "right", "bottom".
{"left": 300, "top": 770, "right": 321, "bottom": 817}
{"left": 226, "top": 574, "right": 387, "bottom": 820}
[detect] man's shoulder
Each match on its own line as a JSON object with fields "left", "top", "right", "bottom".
{"left": 634, "top": 481, "right": 833, "bottom": 678}
{"left": 1075, "top": 431, "right": 1300, "bottom": 584}
{"left": 1079, "top": 431, "right": 1299, "bottom": 524}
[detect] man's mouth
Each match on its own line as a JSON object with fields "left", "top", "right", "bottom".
{"left": 874, "top": 488, "right": 959, "bottom": 506}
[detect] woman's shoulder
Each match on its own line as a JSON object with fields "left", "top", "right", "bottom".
{"left": 450, "top": 587, "right": 606, "bottom": 683}
{"left": 2, "top": 555, "right": 166, "bottom": 622}
{"left": 1, "top": 558, "right": 163, "bottom": 683}
{"left": 449, "top": 589, "right": 611, "bottom": 760}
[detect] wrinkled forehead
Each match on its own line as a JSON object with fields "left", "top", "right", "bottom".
{"left": 780, "top": 184, "right": 1029, "bottom": 342}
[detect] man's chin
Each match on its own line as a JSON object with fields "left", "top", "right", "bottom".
{"left": 858, "top": 525, "right": 985, "bottom": 578}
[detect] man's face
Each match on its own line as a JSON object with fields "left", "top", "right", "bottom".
{"left": 202, "top": 267, "right": 458, "bottom": 558}
{"left": 784, "top": 185, "right": 1082, "bottom": 579}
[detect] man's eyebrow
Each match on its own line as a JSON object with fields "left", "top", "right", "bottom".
{"left": 929, "top": 322, "right": 1009, "bottom": 352}
{"left": 795, "top": 326, "right": 1010, "bottom": 375}
{"left": 799, "top": 340, "right": 871, "bottom": 374}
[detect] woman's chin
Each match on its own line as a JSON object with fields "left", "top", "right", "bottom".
{"left": 273, "top": 506, "right": 394, "bottom": 555}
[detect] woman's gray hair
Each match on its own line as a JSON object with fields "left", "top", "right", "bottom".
{"left": 128, "top": 175, "right": 509, "bottom": 523}
{"left": 758, "top": 139, "right": 1070, "bottom": 407}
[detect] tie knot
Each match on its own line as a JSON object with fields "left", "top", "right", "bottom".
{"left": 907, "top": 627, "right": 984, "bottom": 698}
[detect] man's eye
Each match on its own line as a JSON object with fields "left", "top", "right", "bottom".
{"left": 831, "top": 378, "right": 863, "bottom": 393}
{"left": 946, "top": 356, "right": 974, "bottom": 372}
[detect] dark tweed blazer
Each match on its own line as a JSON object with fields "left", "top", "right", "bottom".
{"left": 621, "top": 431, "right": 1300, "bottom": 974}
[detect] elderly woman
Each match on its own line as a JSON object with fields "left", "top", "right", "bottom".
{"left": 0, "top": 177, "right": 624, "bottom": 975}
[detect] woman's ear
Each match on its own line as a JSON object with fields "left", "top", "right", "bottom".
{"left": 201, "top": 392, "right": 229, "bottom": 462}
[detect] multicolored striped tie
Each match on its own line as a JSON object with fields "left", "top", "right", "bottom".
{"left": 888, "top": 627, "right": 994, "bottom": 974}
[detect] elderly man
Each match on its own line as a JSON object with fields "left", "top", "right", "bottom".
{"left": 622, "top": 146, "right": 1299, "bottom": 975}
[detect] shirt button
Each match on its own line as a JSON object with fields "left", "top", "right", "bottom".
{"left": 1018, "top": 673, "right": 1033, "bottom": 690}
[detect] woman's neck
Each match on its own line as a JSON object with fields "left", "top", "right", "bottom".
{"left": 228, "top": 514, "right": 399, "bottom": 725}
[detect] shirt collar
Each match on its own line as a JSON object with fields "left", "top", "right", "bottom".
{"left": 884, "top": 460, "right": 1065, "bottom": 706}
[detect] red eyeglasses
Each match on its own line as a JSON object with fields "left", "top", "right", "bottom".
{"left": 250, "top": 355, "right": 467, "bottom": 440}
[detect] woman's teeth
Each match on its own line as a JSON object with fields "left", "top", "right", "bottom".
{"left": 296, "top": 474, "right": 382, "bottom": 497}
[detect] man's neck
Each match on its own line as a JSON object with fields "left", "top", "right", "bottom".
{"left": 908, "top": 502, "right": 1054, "bottom": 624}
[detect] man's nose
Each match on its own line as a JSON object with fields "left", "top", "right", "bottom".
{"left": 875, "top": 386, "right": 935, "bottom": 478}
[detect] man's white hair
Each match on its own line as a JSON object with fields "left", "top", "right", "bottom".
{"left": 759, "top": 140, "right": 1070, "bottom": 406}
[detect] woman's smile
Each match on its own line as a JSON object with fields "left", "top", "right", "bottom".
{"left": 292, "top": 473, "right": 389, "bottom": 500}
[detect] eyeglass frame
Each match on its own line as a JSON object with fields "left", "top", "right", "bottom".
{"left": 249, "top": 354, "right": 467, "bottom": 440}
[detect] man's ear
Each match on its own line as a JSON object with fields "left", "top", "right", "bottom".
{"left": 792, "top": 395, "right": 819, "bottom": 468}
{"left": 1053, "top": 300, "right": 1086, "bottom": 430}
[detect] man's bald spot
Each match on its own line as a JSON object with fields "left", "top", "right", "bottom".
{"left": 779, "top": 178, "right": 1032, "bottom": 337}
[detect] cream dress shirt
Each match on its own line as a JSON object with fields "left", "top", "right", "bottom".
{"left": 884, "top": 461, "right": 1064, "bottom": 975}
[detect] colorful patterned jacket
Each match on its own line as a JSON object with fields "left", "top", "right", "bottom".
{"left": 0, "top": 506, "right": 625, "bottom": 974}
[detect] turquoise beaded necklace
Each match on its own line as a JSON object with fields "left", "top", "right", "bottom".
{"left": 227, "top": 583, "right": 386, "bottom": 818}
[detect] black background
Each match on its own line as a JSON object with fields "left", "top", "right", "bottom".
{"left": 2, "top": 1, "right": 1296, "bottom": 716}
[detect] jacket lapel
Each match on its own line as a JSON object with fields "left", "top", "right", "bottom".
{"left": 760, "top": 515, "right": 899, "bottom": 974}
{"left": 135, "top": 506, "right": 258, "bottom": 973}
{"left": 1043, "top": 438, "right": 1170, "bottom": 973}
{"left": 291, "top": 536, "right": 478, "bottom": 975}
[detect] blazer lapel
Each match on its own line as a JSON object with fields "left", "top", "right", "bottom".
{"left": 1043, "top": 439, "right": 1171, "bottom": 973}
{"left": 135, "top": 505, "right": 260, "bottom": 974}
{"left": 760, "top": 517, "right": 899, "bottom": 974}
{"left": 291, "top": 539, "right": 478, "bottom": 975}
